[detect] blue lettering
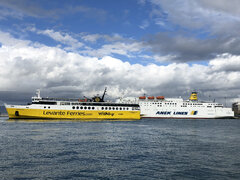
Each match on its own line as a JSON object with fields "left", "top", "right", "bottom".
{"left": 156, "top": 111, "right": 171, "bottom": 115}
{"left": 173, "top": 112, "right": 188, "bottom": 115}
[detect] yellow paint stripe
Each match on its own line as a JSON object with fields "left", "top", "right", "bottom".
{"left": 6, "top": 108, "right": 140, "bottom": 120}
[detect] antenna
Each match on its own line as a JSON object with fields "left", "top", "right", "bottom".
{"left": 36, "top": 89, "right": 41, "bottom": 98}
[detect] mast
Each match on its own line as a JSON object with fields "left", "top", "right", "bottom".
{"left": 36, "top": 89, "right": 41, "bottom": 98}
{"left": 101, "top": 87, "right": 107, "bottom": 101}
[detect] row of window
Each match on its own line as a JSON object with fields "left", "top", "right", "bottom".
{"left": 60, "top": 102, "right": 139, "bottom": 107}
{"left": 72, "top": 106, "right": 130, "bottom": 110}
{"left": 72, "top": 106, "right": 94, "bottom": 110}
{"left": 42, "top": 106, "right": 135, "bottom": 110}
{"left": 183, "top": 103, "right": 203, "bottom": 106}
{"left": 142, "top": 104, "right": 209, "bottom": 108}
{"left": 142, "top": 102, "right": 214, "bottom": 106}
{"left": 181, "top": 105, "right": 205, "bottom": 107}
{"left": 143, "top": 102, "right": 211, "bottom": 107}
{"left": 44, "top": 106, "right": 51, "bottom": 109}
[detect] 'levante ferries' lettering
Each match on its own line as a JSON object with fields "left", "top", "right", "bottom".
{"left": 43, "top": 111, "right": 85, "bottom": 116}
{"left": 43, "top": 111, "right": 116, "bottom": 116}
{"left": 156, "top": 111, "right": 188, "bottom": 115}
{"left": 67, "top": 111, "right": 86, "bottom": 116}
{"left": 43, "top": 111, "right": 65, "bottom": 115}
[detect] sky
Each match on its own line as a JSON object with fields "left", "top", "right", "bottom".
{"left": 0, "top": 0, "right": 240, "bottom": 105}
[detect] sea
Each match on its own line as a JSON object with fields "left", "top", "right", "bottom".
{"left": 0, "top": 117, "right": 240, "bottom": 180}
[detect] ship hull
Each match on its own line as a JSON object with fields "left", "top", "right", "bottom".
{"left": 141, "top": 116, "right": 234, "bottom": 119}
{"left": 5, "top": 106, "right": 140, "bottom": 120}
{"left": 140, "top": 108, "right": 234, "bottom": 119}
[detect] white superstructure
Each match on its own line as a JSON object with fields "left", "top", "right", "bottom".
{"left": 117, "top": 92, "right": 234, "bottom": 119}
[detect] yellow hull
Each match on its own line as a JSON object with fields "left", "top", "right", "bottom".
{"left": 6, "top": 107, "right": 140, "bottom": 120}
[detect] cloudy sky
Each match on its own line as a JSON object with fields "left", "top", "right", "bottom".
{"left": 0, "top": 0, "right": 240, "bottom": 105}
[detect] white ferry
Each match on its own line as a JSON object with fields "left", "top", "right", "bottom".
{"left": 4, "top": 89, "right": 140, "bottom": 120}
{"left": 117, "top": 92, "right": 234, "bottom": 119}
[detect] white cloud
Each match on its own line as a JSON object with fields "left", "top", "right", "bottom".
{"left": 198, "top": 0, "right": 240, "bottom": 16}
{"left": 31, "top": 28, "right": 84, "bottom": 50}
{"left": 0, "top": 7, "right": 23, "bottom": 20}
{"left": 139, "top": 0, "right": 240, "bottom": 62}
{"left": 0, "top": 31, "right": 240, "bottom": 105}
{"left": 81, "top": 41, "right": 144, "bottom": 58}
{"left": 149, "top": 0, "right": 240, "bottom": 35}
{"left": 80, "top": 33, "right": 124, "bottom": 43}
{"left": 0, "top": 31, "right": 31, "bottom": 47}
{"left": 81, "top": 34, "right": 102, "bottom": 43}
{"left": 153, "top": 54, "right": 178, "bottom": 62}
{"left": 209, "top": 53, "right": 240, "bottom": 72}
{"left": 27, "top": 28, "right": 145, "bottom": 59}
{"left": 139, "top": 20, "right": 150, "bottom": 29}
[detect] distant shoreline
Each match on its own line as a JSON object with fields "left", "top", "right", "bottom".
{"left": 0, "top": 114, "right": 8, "bottom": 117}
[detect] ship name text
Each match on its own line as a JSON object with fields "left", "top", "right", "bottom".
{"left": 43, "top": 111, "right": 85, "bottom": 116}
{"left": 156, "top": 111, "right": 188, "bottom": 115}
{"left": 98, "top": 112, "right": 115, "bottom": 116}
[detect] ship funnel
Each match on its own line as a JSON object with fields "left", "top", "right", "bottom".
{"left": 189, "top": 91, "right": 198, "bottom": 101}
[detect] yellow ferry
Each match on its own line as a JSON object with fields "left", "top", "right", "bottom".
{"left": 5, "top": 89, "right": 140, "bottom": 120}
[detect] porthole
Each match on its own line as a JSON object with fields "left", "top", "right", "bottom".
{"left": 120, "top": 107, "right": 122, "bottom": 110}
{"left": 102, "top": 107, "right": 104, "bottom": 110}
{"left": 48, "top": 106, "right": 50, "bottom": 109}
{"left": 116, "top": 107, "right": 118, "bottom": 110}
{"left": 72, "top": 106, "right": 75, "bottom": 109}
{"left": 88, "top": 107, "right": 91, "bottom": 110}
{"left": 109, "top": 107, "right": 111, "bottom": 110}
{"left": 80, "top": 106, "right": 83, "bottom": 109}
{"left": 44, "top": 106, "right": 46, "bottom": 109}
{"left": 84, "top": 106, "right": 87, "bottom": 109}
{"left": 105, "top": 107, "right": 108, "bottom": 110}
{"left": 76, "top": 106, "right": 79, "bottom": 109}
{"left": 92, "top": 107, "right": 95, "bottom": 110}
{"left": 112, "top": 107, "right": 115, "bottom": 110}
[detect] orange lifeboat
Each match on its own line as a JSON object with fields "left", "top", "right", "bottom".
{"left": 148, "top": 96, "right": 154, "bottom": 99}
{"left": 156, "top": 96, "right": 165, "bottom": 99}
{"left": 139, "top": 96, "right": 146, "bottom": 99}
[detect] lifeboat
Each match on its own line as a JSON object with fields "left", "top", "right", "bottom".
{"left": 78, "top": 98, "right": 88, "bottom": 102}
{"left": 148, "top": 96, "right": 154, "bottom": 99}
{"left": 156, "top": 96, "right": 165, "bottom": 100}
{"left": 139, "top": 96, "right": 146, "bottom": 99}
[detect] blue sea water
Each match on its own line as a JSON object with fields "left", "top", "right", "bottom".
{"left": 0, "top": 117, "right": 240, "bottom": 180}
